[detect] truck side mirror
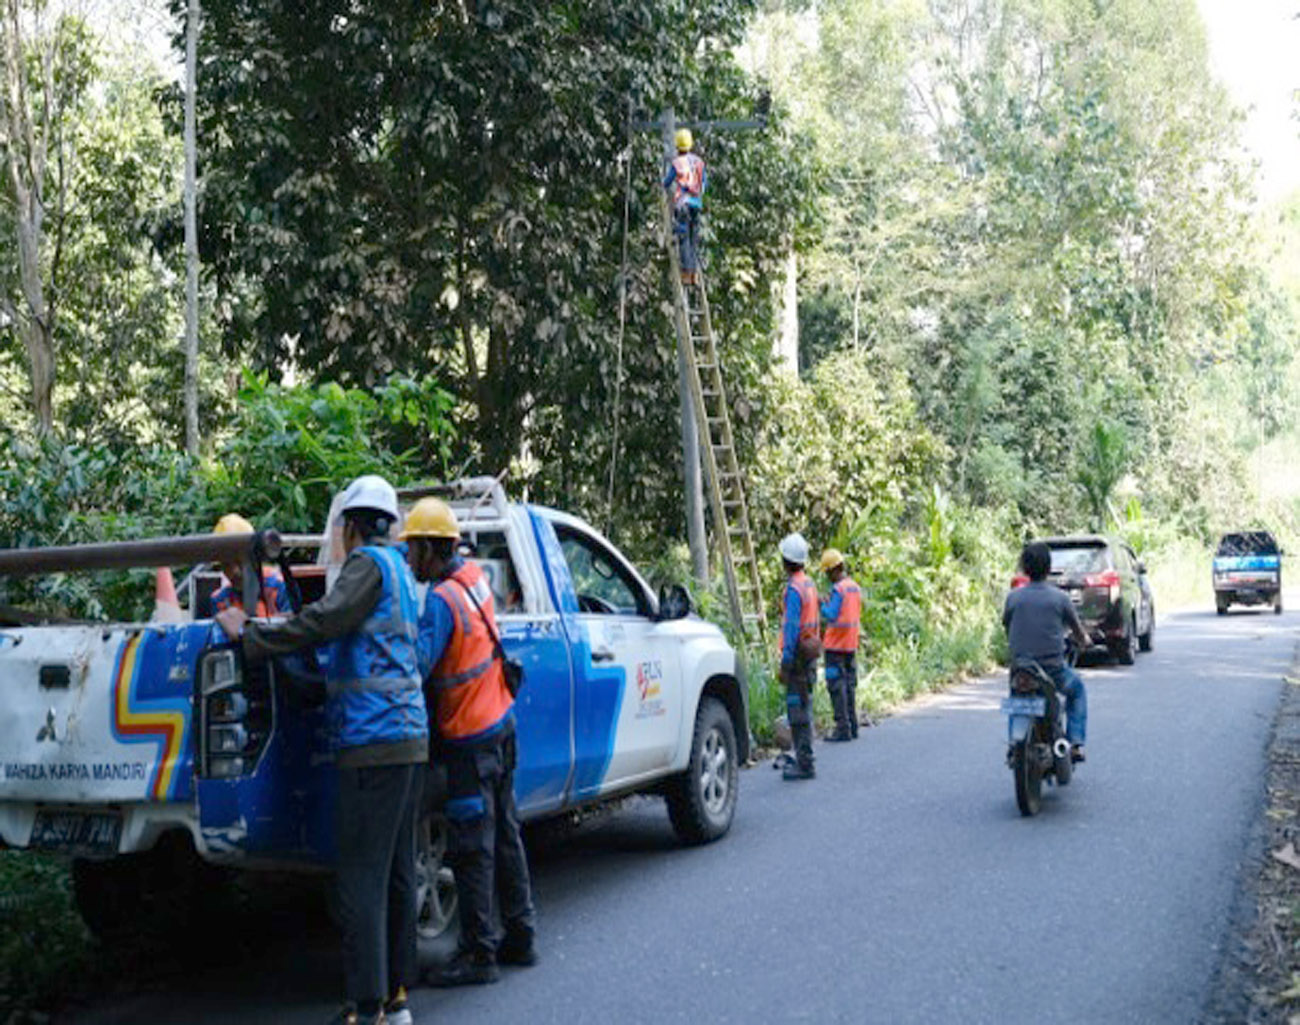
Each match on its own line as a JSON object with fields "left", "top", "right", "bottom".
{"left": 658, "top": 584, "right": 692, "bottom": 621}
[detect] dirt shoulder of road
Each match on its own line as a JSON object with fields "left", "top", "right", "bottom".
{"left": 1205, "top": 645, "right": 1300, "bottom": 1024}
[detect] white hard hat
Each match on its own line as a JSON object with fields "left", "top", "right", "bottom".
{"left": 779, "top": 532, "right": 809, "bottom": 565}
{"left": 337, "top": 474, "right": 399, "bottom": 521}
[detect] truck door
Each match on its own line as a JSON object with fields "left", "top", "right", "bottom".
{"left": 547, "top": 520, "right": 683, "bottom": 798}
{"left": 471, "top": 520, "right": 573, "bottom": 818}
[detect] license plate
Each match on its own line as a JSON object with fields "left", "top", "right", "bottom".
{"left": 29, "top": 810, "right": 122, "bottom": 855}
{"left": 1069, "top": 590, "right": 1083, "bottom": 604}
{"left": 1001, "top": 696, "right": 1046, "bottom": 717}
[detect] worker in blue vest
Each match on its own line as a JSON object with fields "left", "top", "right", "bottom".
{"left": 217, "top": 475, "right": 426, "bottom": 1025}
{"left": 664, "top": 127, "right": 707, "bottom": 285}
{"left": 403, "top": 497, "right": 536, "bottom": 988}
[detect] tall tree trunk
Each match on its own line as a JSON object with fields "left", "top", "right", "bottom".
{"left": 478, "top": 323, "right": 523, "bottom": 477}
{"left": 182, "top": 0, "right": 201, "bottom": 454}
{"left": 2, "top": 0, "right": 55, "bottom": 434}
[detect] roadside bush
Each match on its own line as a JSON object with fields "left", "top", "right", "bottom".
{"left": 0, "top": 374, "right": 458, "bottom": 620}
{"left": 0, "top": 853, "right": 94, "bottom": 1018}
{"left": 205, "top": 372, "right": 457, "bottom": 532}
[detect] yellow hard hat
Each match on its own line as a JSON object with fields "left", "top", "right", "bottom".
{"left": 213, "top": 513, "right": 254, "bottom": 535}
{"left": 675, "top": 128, "right": 693, "bottom": 152}
{"left": 399, "top": 497, "right": 460, "bottom": 540}
{"left": 819, "top": 548, "right": 845, "bottom": 573}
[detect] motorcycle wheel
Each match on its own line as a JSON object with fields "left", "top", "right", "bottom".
{"left": 1013, "top": 740, "right": 1042, "bottom": 817}
{"left": 1054, "top": 745, "right": 1072, "bottom": 787}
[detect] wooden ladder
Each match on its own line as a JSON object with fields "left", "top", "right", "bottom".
{"left": 664, "top": 203, "right": 767, "bottom": 646}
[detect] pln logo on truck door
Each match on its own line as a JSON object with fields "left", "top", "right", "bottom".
{"left": 636, "top": 659, "right": 665, "bottom": 719}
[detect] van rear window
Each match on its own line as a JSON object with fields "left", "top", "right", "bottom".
{"left": 1216, "top": 532, "right": 1278, "bottom": 557}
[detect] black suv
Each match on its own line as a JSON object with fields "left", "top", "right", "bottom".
{"left": 1013, "top": 535, "right": 1155, "bottom": 664}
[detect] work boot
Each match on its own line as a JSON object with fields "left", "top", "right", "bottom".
{"left": 331, "top": 1005, "right": 386, "bottom": 1025}
{"left": 824, "top": 729, "right": 851, "bottom": 743}
{"left": 498, "top": 929, "right": 538, "bottom": 967}
{"left": 383, "top": 988, "right": 413, "bottom": 1025}
{"left": 782, "top": 761, "right": 815, "bottom": 781}
{"left": 424, "top": 950, "right": 499, "bottom": 988}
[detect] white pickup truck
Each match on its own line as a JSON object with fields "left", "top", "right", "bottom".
{"left": 0, "top": 478, "right": 746, "bottom": 939}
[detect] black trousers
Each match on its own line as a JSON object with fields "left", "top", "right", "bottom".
{"left": 825, "top": 650, "right": 859, "bottom": 737}
{"left": 442, "top": 729, "right": 535, "bottom": 956}
{"left": 336, "top": 761, "right": 422, "bottom": 1006}
{"left": 783, "top": 659, "right": 816, "bottom": 771}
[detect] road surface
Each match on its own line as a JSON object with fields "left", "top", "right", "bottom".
{"left": 68, "top": 604, "right": 1293, "bottom": 1024}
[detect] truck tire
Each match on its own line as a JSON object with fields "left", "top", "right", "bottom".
{"left": 414, "top": 812, "right": 459, "bottom": 943}
{"left": 666, "top": 696, "right": 738, "bottom": 845}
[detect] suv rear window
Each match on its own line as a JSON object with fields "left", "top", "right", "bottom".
{"left": 1048, "top": 543, "right": 1111, "bottom": 575}
{"left": 1216, "top": 532, "right": 1278, "bottom": 557}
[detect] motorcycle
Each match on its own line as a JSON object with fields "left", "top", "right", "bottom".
{"left": 1002, "top": 644, "right": 1079, "bottom": 817}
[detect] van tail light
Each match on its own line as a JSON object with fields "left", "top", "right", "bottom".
{"left": 1084, "top": 569, "right": 1121, "bottom": 603}
{"left": 1010, "top": 574, "right": 1029, "bottom": 589}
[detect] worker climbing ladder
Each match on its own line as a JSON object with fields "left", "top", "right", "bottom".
{"left": 663, "top": 212, "right": 768, "bottom": 646}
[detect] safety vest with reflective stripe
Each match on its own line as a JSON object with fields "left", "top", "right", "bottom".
{"left": 823, "top": 577, "right": 861, "bottom": 652}
{"left": 325, "top": 545, "right": 427, "bottom": 751}
{"left": 671, "top": 153, "right": 705, "bottom": 209}
{"left": 431, "top": 561, "right": 513, "bottom": 743}
{"left": 212, "top": 567, "right": 292, "bottom": 617}
{"left": 782, "top": 570, "right": 820, "bottom": 663}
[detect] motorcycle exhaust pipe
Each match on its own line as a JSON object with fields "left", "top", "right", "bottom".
{"left": 1052, "top": 738, "right": 1071, "bottom": 760}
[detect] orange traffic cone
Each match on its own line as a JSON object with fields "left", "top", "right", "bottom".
{"left": 152, "top": 567, "right": 184, "bottom": 624}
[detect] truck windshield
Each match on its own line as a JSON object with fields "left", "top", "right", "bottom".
{"left": 1216, "top": 532, "right": 1279, "bottom": 557}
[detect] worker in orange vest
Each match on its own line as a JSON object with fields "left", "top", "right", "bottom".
{"left": 663, "top": 127, "right": 707, "bottom": 285}
{"left": 778, "top": 532, "right": 819, "bottom": 780}
{"left": 209, "top": 513, "right": 292, "bottom": 616}
{"left": 403, "top": 497, "right": 536, "bottom": 987}
{"left": 820, "top": 549, "right": 862, "bottom": 742}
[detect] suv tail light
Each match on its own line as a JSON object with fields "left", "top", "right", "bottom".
{"left": 1084, "top": 569, "right": 1121, "bottom": 603}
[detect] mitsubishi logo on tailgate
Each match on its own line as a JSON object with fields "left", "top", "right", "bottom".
{"left": 36, "top": 707, "right": 56, "bottom": 743}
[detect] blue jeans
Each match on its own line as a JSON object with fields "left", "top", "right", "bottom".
{"left": 1047, "top": 663, "right": 1087, "bottom": 744}
{"left": 1007, "top": 662, "right": 1087, "bottom": 745}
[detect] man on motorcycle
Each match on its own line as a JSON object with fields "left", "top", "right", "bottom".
{"left": 1002, "top": 541, "right": 1090, "bottom": 761}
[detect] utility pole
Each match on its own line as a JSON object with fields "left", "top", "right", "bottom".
{"left": 661, "top": 108, "right": 709, "bottom": 587}
{"left": 639, "top": 106, "right": 767, "bottom": 590}
{"left": 183, "top": 0, "right": 201, "bottom": 456}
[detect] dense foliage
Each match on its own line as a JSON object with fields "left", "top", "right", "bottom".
{"left": 0, "top": 0, "right": 1297, "bottom": 713}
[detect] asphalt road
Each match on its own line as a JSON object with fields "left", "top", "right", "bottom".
{"left": 68, "top": 603, "right": 1293, "bottom": 1025}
